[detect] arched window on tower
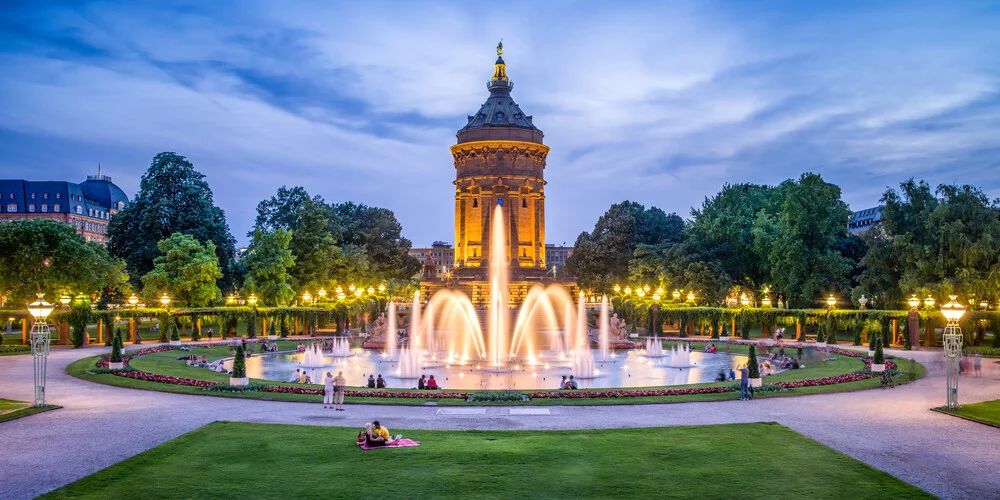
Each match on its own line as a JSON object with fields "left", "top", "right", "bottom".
{"left": 522, "top": 198, "right": 527, "bottom": 208}
{"left": 472, "top": 198, "right": 478, "bottom": 208}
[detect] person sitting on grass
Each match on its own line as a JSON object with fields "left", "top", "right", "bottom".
{"left": 559, "top": 375, "right": 568, "bottom": 389}
{"left": 359, "top": 423, "right": 385, "bottom": 447}
{"left": 426, "top": 375, "right": 440, "bottom": 390}
{"left": 376, "top": 374, "right": 387, "bottom": 388}
{"left": 569, "top": 375, "right": 578, "bottom": 389}
{"left": 367, "top": 374, "right": 376, "bottom": 388}
{"left": 418, "top": 374, "right": 427, "bottom": 390}
{"left": 373, "top": 421, "right": 395, "bottom": 444}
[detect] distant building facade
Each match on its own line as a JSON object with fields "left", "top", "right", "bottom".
{"left": 849, "top": 206, "right": 883, "bottom": 234}
{"left": 410, "top": 241, "right": 572, "bottom": 280}
{"left": 0, "top": 173, "right": 129, "bottom": 244}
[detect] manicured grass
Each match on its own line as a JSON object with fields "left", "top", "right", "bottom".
{"left": 941, "top": 399, "right": 1000, "bottom": 428}
{"left": 41, "top": 422, "right": 931, "bottom": 499}
{"left": 0, "top": 399, "right": 58, "bottom": 422}
{"left": 67, "top": 343, "right": 924, "bottom": 406}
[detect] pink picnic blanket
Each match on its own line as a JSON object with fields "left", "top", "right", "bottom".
{"left": 358, "top": 438, "right": 420, "bottom": 450}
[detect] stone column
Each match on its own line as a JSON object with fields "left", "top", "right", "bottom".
{"left": 130, "top": 318, "right": 138, "bottom": 344}
{"left": 533, "top": 195, "right": 541, "bottom": 267}
{"left": 97, "top": 318, "right": 104, "bottom": 344}
{"left": 481, "top": 193, "right": 491, "bottom": 267}
{"left": 538, "top": 195, "right": 546, "bottom": 267}
{"left": 908, "top": 310, "right": 920, "bottom": 349}
{"left": 796, "top": 319, "right": 802, "bottom": 340}
{"left": 21, "top": 319, "right": 28, "bottom": 343}
{"left": 508, "top": 192, "right": 520, "bottom": 266}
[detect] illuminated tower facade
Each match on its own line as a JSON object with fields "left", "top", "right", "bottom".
{"left": 451, "top": 42, "right": 549, "bottom": 277}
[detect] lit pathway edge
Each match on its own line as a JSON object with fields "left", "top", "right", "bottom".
{"left": 0, "top": 345, "right": 997, "bottom": 500}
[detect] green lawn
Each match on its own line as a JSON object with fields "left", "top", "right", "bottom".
{"left": 942, "top": 399, "right": 1000, "bottom": 428}
{"left": 65, "top": 341, "right": 924, "bottom": 406}
{"left": 0, "top": 398, "right": 58, "bottom": 422}
{"left": 41, "top": 422, "right": 930, "bottom": 499}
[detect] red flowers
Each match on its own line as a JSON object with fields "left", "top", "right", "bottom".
{"left": 114, "top": 370, "right": 218, "bottom": 387}
{"left": 258, "top": 385, "right": 469, "bottom": 399}
{"left": 529, "top": 386, "right": 735, "bottom": 399}
{"left": 772, "top": 373, "right": 873, "bottom": 388}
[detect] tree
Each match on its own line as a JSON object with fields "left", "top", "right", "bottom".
{"left": 747, "top": 345, "right": 760, "bottom": 379}
{"left": 873, "top": 334, "right": 885, "bottom": 365}
{"left": 0, "top": 219, "right": 127, "bottom": 304}
{"left": 141, "top": 233, "right": 222, "bottom": 307}
{"left": 330, "top": 202, "right": 420, "bottom": 281}
{"left": 765, "top": 173, "right": 853, "bottom": 308}
{"left": 567, "top": 201, "right": 683, "bottom": 291}
{"left": 242, "top": 229, "right": 296, "bottom": 306}
{"left": 253, "top": 187, "right": 337, "bottom": 291}
{"left": 686, "top": 183, "right": 773, "bottom": 290}
{"left": 108, "top": 152, "right": 237, "bottom": 289}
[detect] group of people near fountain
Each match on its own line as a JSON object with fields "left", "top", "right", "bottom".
{"left": 559, "top": 375, "right": 579, "bottom": 389}
{"left": 366, "top": 374, "right": 387, "bottom": 388}
{"left": 417, "top": 374, "right": 440, "bottom": 389}
{"left": 323, "top": 371, "right": 347, "bottom": 410}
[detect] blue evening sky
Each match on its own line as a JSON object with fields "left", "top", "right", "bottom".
{"left": 1, "top": 1, "right": 998, "bottom": 246}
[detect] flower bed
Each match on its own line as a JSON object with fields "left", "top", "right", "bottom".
{"left": 88, "top": 341, "right": 900, "bottom": 401}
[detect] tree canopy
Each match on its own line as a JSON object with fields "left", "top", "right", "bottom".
{"left": 108, "top": 152, "right": 237, "bottom": 289}
{"left": 242, "top": 228, "right": 296, "bottom": 306}
{"left": 0, "top": 219, "right": 128, "bottom": 304}
{"left": 141, "top": 232, "right": 222, "bottom": 307}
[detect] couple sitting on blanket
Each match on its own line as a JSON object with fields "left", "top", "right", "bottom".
{"left": 357, "top": 421, "right": 399, "bottom": 447}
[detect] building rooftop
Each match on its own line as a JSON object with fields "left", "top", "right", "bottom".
{"left": 458, "top": 42, "right": 542, "bottom": 136}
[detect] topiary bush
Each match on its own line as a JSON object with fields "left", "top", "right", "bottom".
{"left": 232, "top": 344, "right": 247, "bottom": 378}
{"left": 868, "top": 327, "right": 878, "bottom": 354}
{"left": 268, "top": 321, "right": 276, "bottom": 337}
{"left": 747, "top": 345, "right": 760, "bottom": 379}
{"left": 246, "top": 315, "right": 256, "bottom": 338}
{"left": 873, "top": 334, "right": 885, "bottom": 365}
{"left": 190, "top": 315, "right": 201, "bottom": 342}
{"left": 170, "top": 321, "right": 180, "bottom": 342}
{"left": 110, "top": 327, "right": 124, "bottom": 363}
{"left": 158, "top": 314, "right": 170, "bottom": 343}
{"left": 280, "top": 316, "right": 289, "bottom": 338}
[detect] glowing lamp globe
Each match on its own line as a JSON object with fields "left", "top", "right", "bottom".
{"left": 826, "top": 295, "right": 836, "bottom": 307}
{"left": 636, "top": 289, "right": 645, "bottom": 298}
{"left": 247, "top": 294, "right": 258, "bottom": 306}
{"left": 740, "top": 294, "right": 750, "bottom": 307}
{"left": 337, "top": 292, "right": 346, "bottom": 300}
{"left": 318, "top": 288, "right": 327, "bottom": 299}
{"left": 302, "top": 291, "right": 312, "bottom": 303}
{"left": 378, "top": 284, "right": 386, "bottom": 293}
{"left": 941, "top": 296, "right": 966, "bottom": 322}
{"left": 643, "top": 285, "right": 651, "bottom": 293}
{"left": 979, "top": 301, "right": 988, "bottom": 310}
{"left": 226, "top": 294, "right": 235, "bottom": 305}
{"left": 354, "top": 289, "right": 363, "bottom": 298}
{"left": 59, "top": 295, "right": 71, "bottom": 306}
{"left": 673, "top": 290, "right": 681, "bottom": 300}
{"left": 335, "top": 286, "right": 343, "bottom": 295}
{"left": 656, "top": 287, "right": 664, "bottom": 295}
{"left": 924, "top": 296, "right": 935, "bottom": 308}
{"left": 368, "top": 286, "right": 375, "bottom": 294}
{"left": 908, "top": 295, "right": 920, "bottom": 309}
{"left": 686, "top": 291, "right": 695, "bottom": 302}
{"left": 128, "top": 294, "right": 139, "bottom": 306}
{"left": 624, "top": 286, "right": 632, "bottom": 295}
{"left": 652, "top": 293, "right": 661, "bottom": 301}
{"left": 762, "top": 296, "right": 772, "bottom": 307}
{"left": 27, "top": 293, "right": 55, "bottom": 320}
{"left": 160, "top": 294, "right": 171, "bottom": 308}
{"left": 349, "top": 284, "right": 356, "bottom": 292}
{"left": 613, "top": 284, "right": 621, "bottom": 293}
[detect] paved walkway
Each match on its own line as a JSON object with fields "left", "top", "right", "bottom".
{"left": 1, "top": 344, "right": 998, "bottom": 499}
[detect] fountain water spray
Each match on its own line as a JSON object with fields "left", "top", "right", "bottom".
{"left": 385, "top": 300, "right": 397, "bottom": 359}
{"left": 599, "top": 295, "right": 609, "bottom": 361}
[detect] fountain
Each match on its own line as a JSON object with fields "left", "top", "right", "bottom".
{"left": 397, "top": 347, "right": 420, "bottom": 378}
{"left": 299, "top": 344, "right": 327, "bottom": 368}
{"left": 645, "top": 337, "right": 667, "bottom": 357}
{"left": 384, "top": 301, "right": 397, "bottom": 359}
{"left": 330, "top": 337, "right": 352, "bottom": 357}
{"left": 665, "top": 344, "right": 693, "bottom": 368}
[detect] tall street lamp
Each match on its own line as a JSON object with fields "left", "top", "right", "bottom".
{"left": 27, "top": 293, "right": 54, "bottom": 407}
{"left": 907, "top": 295, "right": 921, "bottom": 349}
{"left": 941, "top": 296, "right": 966, "bottom": 409}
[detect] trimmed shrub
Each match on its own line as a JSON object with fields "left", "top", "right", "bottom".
{"left": 472, "top": 390, "right": 524, "bottom": 402}
{"left": 191, "top": 316, "right": 201, "bottom": 342}
{"left": 246, "top": 315, "right": 256, "bottom": 338}
{"left": 873, "top": 334, "right": 885, "bottom": 365}
{"left": 747, "top": 345, "right": 760, "bottom": 379}
{"left": 280, "top": 316, "right": 289, "bottom": 338}
{"left": 268, "top": 321, "right": 276, "bottom": 337}
{"left": 110, "top": 328, "right": 124, "bottom": 363}
{"left": 232, "top": 344, "right": 247, "bottom": 378}
{"left": 158, "top": 315, "right": 170, "bottom": 343}
{"left": 868, "top": 328, "right": 878, "bottom": 354}
{"left": 169, "top": 322, "right": 180, "bottom": 342}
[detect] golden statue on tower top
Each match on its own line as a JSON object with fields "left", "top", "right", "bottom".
{"left": 497, "top": 40, "right": 503, "bottom": 57}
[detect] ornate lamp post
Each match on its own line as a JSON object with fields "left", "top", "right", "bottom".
{"left": 160, "top": 294, "right": 171, "bottom": 310}
{"left": 318, "top": 288, "right": 327, "bottom": 302}
{"left": 378, "top": 284, "right": 386, "bottom": 294}
{"left": 826, "top": 294, "right": 836, "bottom": 309}
{"left": 247, "top": 293, "right": 258, "bottom": 338}
{"left": 740, "top": 293, "right": 750, "bottom": 307}
{"left": 27, "top": 293, "right": 54, "bottom": 407}
{"left": 941, "top": 296, "right": 966, "bottom": 409}
{"left": 686, "top": 291, "right": 696, "bottom": 304}
{"left": 673, "top": 289, "right": 681, "bottom": 302}
{"left": 761, "top": 295, "right": 772, "bottom": 307}
{"left": 302, "top": 291, "right": 312, "bottom": 304}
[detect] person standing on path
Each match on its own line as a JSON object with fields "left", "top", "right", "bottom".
{"left": 322, "top": 372, "right": 335, "bottom": 409}
{"left": 334, "top": 371, "right": 347, "bottom": 411}
{"left": 739, "top": 365, "right": 751, "bottom": 401}
{"left": 974, "top": 354, "right": 982, "bottom": 378}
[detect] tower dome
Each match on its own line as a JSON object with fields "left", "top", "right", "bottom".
{"left": 457, "top": 42, "right": 544, "bottom": 144}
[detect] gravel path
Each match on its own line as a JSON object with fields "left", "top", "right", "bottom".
{"left": 1, "top": 343, "right": 998, "bottom": 499}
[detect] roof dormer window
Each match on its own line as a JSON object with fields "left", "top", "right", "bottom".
{"left": 30, "top": 193, "right": 36, "bottom": 199}
{"left": 43, "top": 193, "right": 48, "bottom": 199}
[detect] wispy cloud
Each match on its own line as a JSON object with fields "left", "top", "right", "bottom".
{"left": 1, "top": 0, "right": 998, "bottom": 245}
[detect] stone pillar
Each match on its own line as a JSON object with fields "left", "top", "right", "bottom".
{"left": 481, "top": 194, "right": 491, "bottom": 266}
{"left": 130, "top": 318, "right": 138, "bottom": 344}
{"left": 538, "top": 195, "right": 546, "bottom": 267}
{"left": 796, "top": 319, "right": 802, "bottom": 340}
{"left": 97, "top": 318, "right": 104, "bottom": 344}
{"left": 924, "top": 321, "right": 934, "bottom": 348}
{"left": 21, "top": 319, "right": 29, "bottom": 343}
{"left": 58, "top": 322, "right": 71, "bottom": 345}
{"left": 731, "top": 317, "right": 736, "bottom": 337}
{"left": 509, "top": 192, "right": 520, "bottom": 266}
{"left": 890, "top": 319, "right": 898, "bottom": 345}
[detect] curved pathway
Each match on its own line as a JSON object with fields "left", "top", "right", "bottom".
{"left": 1, "top": 343, "right": 998, "bottom": 499}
